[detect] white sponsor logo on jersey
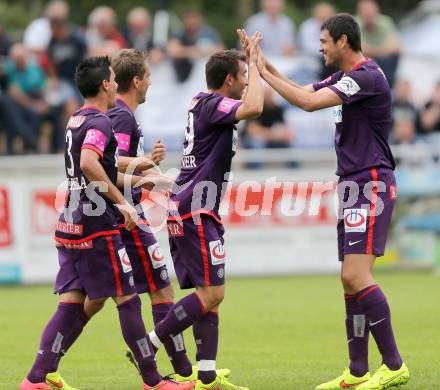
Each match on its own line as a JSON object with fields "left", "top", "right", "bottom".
{"left": 118, "top": 247, "right": 132, "bottom": 273}
{"left": 137, "top": 135, "right": 144, "bottom": 157}
{"left": 334, "top": 76, "right": 361, "bottom": 97}
{"left": 333, "top": 105, "right": 342, "bottom": 124}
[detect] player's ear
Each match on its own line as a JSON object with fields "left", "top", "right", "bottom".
{"left": 225, "top": 73, "right": 234, "bottom": 87}
{"left": 338, "top": 34, "right": 348, "bottom": 49}
{"left": 133, "top": 76, "right": 140, "bottom": 89}
{"left": 101, "top": 79, "right": 109, "bottom": 93}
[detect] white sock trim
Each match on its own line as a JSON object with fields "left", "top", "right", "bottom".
{"left": 149, "top": 330, "right": 163, "bottom": 349}
{"left": 198, "top": 360, "right": 216, "bottom": 371}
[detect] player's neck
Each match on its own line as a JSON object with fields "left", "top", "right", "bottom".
{"left": 340, "top": 52, "right": 366, "bottom": 74}
{"left": 116, "top": 94, "right": 138, "bottom": 112}
{"left": 82, "top": 97, "right": 108, "bottom": 113}
{"left": 210, "top": 87, "right": 233, "bottom": 99}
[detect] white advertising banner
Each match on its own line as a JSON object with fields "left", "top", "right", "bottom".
{"left": 0, "top": 156, "right": 340, "bottom": 284}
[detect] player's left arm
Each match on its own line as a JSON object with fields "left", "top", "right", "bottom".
{"left": 260, "top": 69, "right": 343, "bottom": 112}
{"left": 117, "top": 172, "right": 174, "bottom": 193}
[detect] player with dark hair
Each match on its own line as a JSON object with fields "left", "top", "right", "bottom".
{"left": 147, "top": 34, "right": 264, "bottom": 390}
{"left": 239, "top": 13, "right": 409, "bottom": 390}
{"left": 20, "top": 56, "right": 194, "bottom": 390}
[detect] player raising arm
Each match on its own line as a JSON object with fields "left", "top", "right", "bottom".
{"left": 240, "top": 14, "right": 409, "bottom": 390}
{"left": 146, "top": 33, "right": 264, "bottom": 390}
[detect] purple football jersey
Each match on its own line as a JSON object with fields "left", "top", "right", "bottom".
{"left": 313, "top": 59, "right": 395, "bottom": 176}
{"left": 108, "top": 98, "right": 144, "bottom": 206}
{"left": 55, "top": 106, "right": 120, "bottom": 243}
{"left": 170, "top": 92, "right": 241, "bottom": 222}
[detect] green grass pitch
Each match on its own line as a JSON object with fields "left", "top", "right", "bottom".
{"left": 1, "top": 272, "right": 439, "bottom": 389}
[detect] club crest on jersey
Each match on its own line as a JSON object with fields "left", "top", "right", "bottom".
{"left": 118, "top": 247, "right": 132, "bottom": 273}
{"left": 209, "top": 240, "right": 225, "bottom": 265}
{"left": 148, "top": 243, "right": 166, "bottom": 269}
{"left": 334, "top": 76, "right": 361, "bottom": 97}
{"left": 67, "top": 115, "right": 85, "bottom": 128}
{"left": 344, "top": 208, "right": 367, "bottom": 233}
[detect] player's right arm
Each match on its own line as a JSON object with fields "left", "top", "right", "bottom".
{"left": 80, "top": 149, "right": 138, "bottom": 230}
{"left": 235, "top": 32, "right": 264, "bottom": 121}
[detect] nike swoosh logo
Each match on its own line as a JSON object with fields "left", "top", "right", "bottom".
{"left": 348, "top": 240, "right": 362, "bottom": 246}
{"left": 379, "top": 372, "right": 405, "bottom": 385}
{"left": 369, "top": 318, "right": 386, "bottom": 326}
{"left": 339, "top": 379, "right": 368, "bottom": 388}
{"left": 347, "top": 339, "right": 354, "bottom": 344}
{"left": 46, "top": 378, "right": 63, "bottom": 388}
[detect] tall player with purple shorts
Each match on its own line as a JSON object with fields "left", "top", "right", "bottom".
{"left": 147, "top": 34, "right": 264, "bottom": 390}
{"left": 20, "top": 56, "right": 194, "bottom": 390}
{"left": 239, "top": 14, "right": 410, "bottom": 390}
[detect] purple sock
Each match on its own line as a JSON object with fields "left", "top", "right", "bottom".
{"left": 345, "top": 294, "right": 369, "bottom": 376}
{"left": 49, "top": 309, "right": 90, "bottom": 372}
{"left": 152, "top": 303, "right": 192, "bottom": 377}
{"left": 155, "top": 293, "right": 206, "bottom": 342}
{"left": 27, "top": 302, "right": 84, "bottom": 383}
{"left": 117, "top": 295, "right": 161, "bottom": 386}
{"left": 356, "top": 285, "right": 402, "bottom": 370}
{"left": 193, "top": 312, "right": 219, "bottom": 384}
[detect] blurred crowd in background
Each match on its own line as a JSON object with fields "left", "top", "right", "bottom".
{"left": 0, "top": 0, "right": 439, "bottom": 157}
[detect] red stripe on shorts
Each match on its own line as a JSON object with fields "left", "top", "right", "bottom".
{"left": 131, "top": 228, "right": 157, "bottom": 293}
{"left": 105, "top": 236, "right": 123, "bottom": 297}
{"left": 197, "top": 220, "right": 211, "bottom": 287}
{"left": 366, "top": 168, "right": 378, "bottom": 254}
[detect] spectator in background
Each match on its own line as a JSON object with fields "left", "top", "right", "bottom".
{"left": 23, "top": 0, "right": 69, "bottom": 55}
{"left": 245, "top": 0, "right": 295, "bottom": 56}
{"left": 356, "top": 0, "right": 400, "bottom": 87}
{"left": 297, "top": 2, "right": 335, "bottom": 78}
{"left": 167, "top": 9, "right": 223, "bottom": 83}
{"left": 0, "top": 23, "right": 12, "bottom": 57}
{"left": 419, "top": 81, "right": 440, "bottom": 138}
{"left": 6, "top": 43, "right": 48, "bottom": 152}
{"left": 242, "top": 87, "right": 293, "bottom": 150}
{"left": 85, "top": 6, "right": 127, "bottom": 56}
{"left": 391, "top": 80, "right": 418, "bottom": 144}
{"left": 45, "top": 16, "right": 86, "bottom": 151}
{"left": 123, "top": 7, "right": 164, "bottom": 63}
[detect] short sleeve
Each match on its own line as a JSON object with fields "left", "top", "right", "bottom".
{"left": 81, "top": 116, "right": 112, "bottom": 158}
{"left": 313, "top": 71, "right": 343, "bottom": 91}
{"left": 328, "top": 69, "right": 376, "bottom": 105}
{"left": 204, "top": 96, "right": 242, "bottom": 126}
{"left": 111, "top": 111, "right": 135, "bottom": 156}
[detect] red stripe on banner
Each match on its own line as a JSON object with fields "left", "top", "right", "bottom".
{"left": 197, "top": 220, "right": 211, "bottom": 287}
{"left": 131, "top": 228, "right": 157, "bottom": 293}
{"left": 356, "top": 285, "right": 379, "bottom": 302}
{"left": 366, "top": 168, "right": 378, "bottom": 254}
{"left": 106, "top": 236, "right": 123, "bottom": 297}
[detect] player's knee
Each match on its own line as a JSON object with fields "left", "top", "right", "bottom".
{"left": 150, "top": 284, "right": 174, "bottom": 304}
{"left": 340, "top": 269, "right": 359, "bottom": 291}
{"left": 199, "top": 286, "right": 225, "bottom": 310}
{"left": 84, "top": 297, "right": 106, "bottom": 318}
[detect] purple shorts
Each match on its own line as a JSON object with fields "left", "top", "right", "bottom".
{"left": 337, "top": 167, "right": 397, "bottom": 262}
{"left": 120, "top": 225, "right": 171, "bottom": 294}
{"left": 54, "top": 234, "right": 137, "bottom": 299}
{"left": 167, "top": 214, "right": 225, "bottom": 289}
